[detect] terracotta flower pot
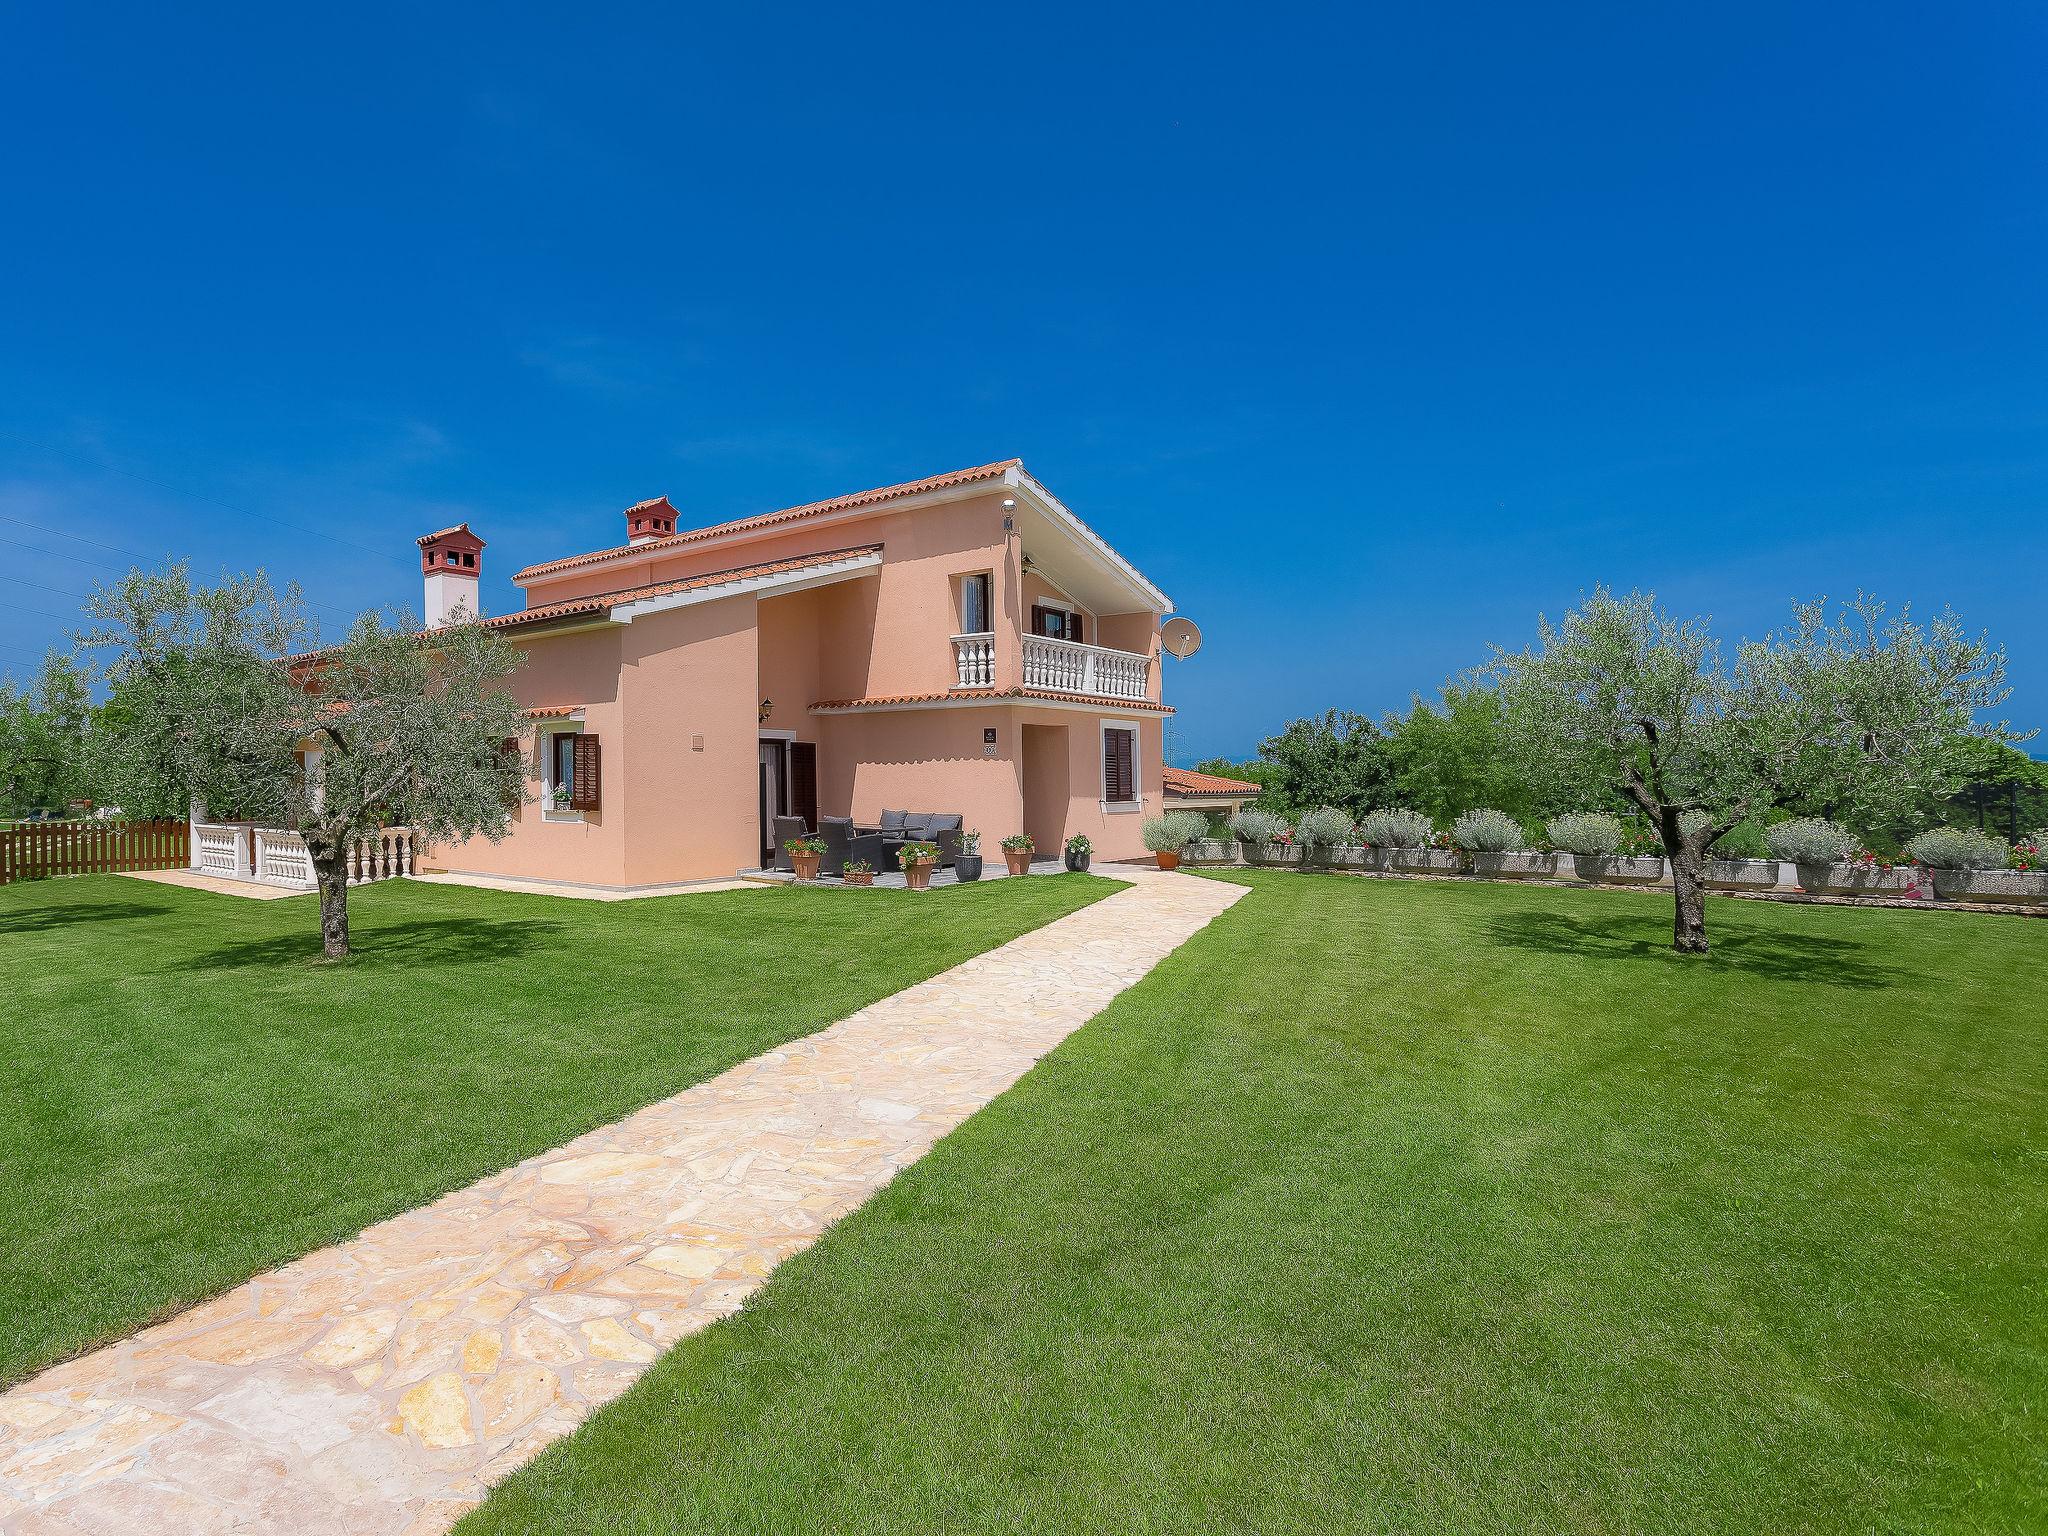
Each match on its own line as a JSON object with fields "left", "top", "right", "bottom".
{"left": 1155, "top": 850, "right": 1182, "bottom": 870}
{"left": 843, "top": 869, "right": 874, "bottom": 887}
{"left": 1004, "top": 848, "right": 1033, "bottom": 876}
{"left": 790, "top": 850, "right": 822, "bottom": 881}
{"left": 903, "top": 857, "right": 937, "bottom": 892}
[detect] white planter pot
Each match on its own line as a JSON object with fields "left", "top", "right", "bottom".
{"left": 1391, "top": 848, "right": 1462, "bottom": 875}
{"left": 1926, "top": 868, "right": 2048, "bottom": 906}
{"left": 1571, "top": 854, "right": 1666, "bottom": 885}
{"left": 1705, "top": 858, "right": 1782, "bottom": 891}
{"left": 1468, "top": 851, "right": 1561, "bottom": 880}
{"left": 1793, "top": 862, "right": 1913, "bottom": 897}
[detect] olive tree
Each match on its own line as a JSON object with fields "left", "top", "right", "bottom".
{"left": 0, "top": 652, "right": 92, "bottom": 815}
{"left": 83, "top": 564, "right": 528, "bottom": 959}
{"left": 80, "top": 564, "right": 313, "bottom": 826}
{"left": 288, "top": 611, "right": 528, "bottom": 958}
{"left": 1487, "top": 588, "right": 2014, "bottom": 954}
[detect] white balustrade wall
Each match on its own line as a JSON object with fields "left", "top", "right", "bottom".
{"left": 951, "top": 632, "right": 996, "bottom": 687}
{"left": 1021, "top": 635, "right": 1151, "bottom": 701}
{"left": 192, "top": 824, "right": 415, "bottom": 889}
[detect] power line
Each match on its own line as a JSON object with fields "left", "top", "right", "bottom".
{"left": 0, "top": 524, "right": 362, "bottom": 620}
{"left": 0, "top": 426, "right": 414, "bottom": 567}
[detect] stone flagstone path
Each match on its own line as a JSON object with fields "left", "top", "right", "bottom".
{"left": 0, "top": 868, "right": 1246, "bottom": 1535}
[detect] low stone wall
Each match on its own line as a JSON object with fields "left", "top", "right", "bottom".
{"left": 1180, "top": 842, "right": 2048, "bottom": 909}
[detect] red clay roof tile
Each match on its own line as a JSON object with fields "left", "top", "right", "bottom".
{"left": 514, "top": 460, "right": 1020, "bottom": 583}
{"left": 1163, "top": 765, "right": 1262, "bottom": 796}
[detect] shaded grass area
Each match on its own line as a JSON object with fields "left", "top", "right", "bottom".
{"left": 465, "top": 872, "right": 2047, "bottom": 1535}
{"left": 0, "top": 872, "right": 1109, "bottom": 1385}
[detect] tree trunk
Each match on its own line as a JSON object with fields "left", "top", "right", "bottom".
{"left": 312, "top": 850, "right": 350, "bottom": 960}
{"left": 1669, "top": 840, "right": 1709, "bottom": 955}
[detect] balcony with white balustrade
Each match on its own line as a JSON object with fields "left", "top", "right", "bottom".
{"left": 949, "top": 632, "right": 1153, "bottom": 702}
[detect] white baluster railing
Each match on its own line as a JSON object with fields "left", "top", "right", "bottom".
{"left": 951, "top": 632, "right": 996, "bottom": 688}
{"left": 196, "top": 822, "right": 246, "bottom": 877}
{"left": 1020, "top": 634, "right": 1152, "bottom": 701}
{"left": 254, "top": 827, "right": 315, "bottom": 888}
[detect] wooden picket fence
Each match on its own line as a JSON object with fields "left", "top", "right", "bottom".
{"left": 0, "top": 818, "right": 191, "bottom": 885}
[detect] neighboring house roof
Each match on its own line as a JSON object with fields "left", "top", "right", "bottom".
{"left": 514, "top": 460, "right": 1023, "bottom": 583}
{"left": 810, "top": 688, "right": 1174, "bottom": 715}
{"left": 1163, "top": 766, "right": 1262, "bottom": 796}
{"left": 521, "top": 705, "right": 582, "bottom": 719}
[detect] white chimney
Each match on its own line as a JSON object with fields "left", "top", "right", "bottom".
{"left": 418, "top": 524, "right": 484, "bottom": 627}
{"left": 624, "top": 496, "right": 679, "bottom": 545}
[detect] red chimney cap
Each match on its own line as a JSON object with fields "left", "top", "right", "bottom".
{"left": 625, "top": 496, "right": 679, "bottom": 543}
{"left": 418, "top": 523, "right": 485, "bottom": 576}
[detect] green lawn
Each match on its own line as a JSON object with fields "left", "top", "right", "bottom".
{"left": 465, "top": 872, "right": 2048, "bottom": 1535}
{"left": 0, "top": 871, "right": 1109, "bottom": 1386}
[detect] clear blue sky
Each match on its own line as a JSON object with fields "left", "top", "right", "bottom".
{"left": 3, "top": 4, "right": 2042, "bottom": 762}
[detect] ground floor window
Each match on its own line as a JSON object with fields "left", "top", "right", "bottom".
{"left": 1102, "top": 723, "right": 1137, "bottom": 806}
{"left": 549, "top": 732, "right": 579, "bottom": 806}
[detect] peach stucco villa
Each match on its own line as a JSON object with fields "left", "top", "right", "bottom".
{"left": 402, "top": 460, "right": 1178, "bottom": 888}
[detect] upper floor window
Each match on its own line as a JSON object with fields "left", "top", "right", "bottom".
{"left": 959, "top": 572, "right": 992, "bottom": 635}
{"left": 1032, "top": 603, "right": 1084, "bottom": 644}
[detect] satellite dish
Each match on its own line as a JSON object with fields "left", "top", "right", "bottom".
{"left": 1161, "top": 617, "right": 1203, "bottom": 660}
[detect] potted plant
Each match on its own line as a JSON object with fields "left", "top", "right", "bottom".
{"left": 1141, "top": 810, "right": 1206, "bottom": 870}
{"left": 1293, "top": 806, "right": 1355, "bottom": 870}
{"left": 1000, "top": 832, "right": 1034, "bottom": 876}
{"left": 1228, "top": 808, "right": 1288, "bottom": 865}
{"left": 1064, "top": 833, "right": 1093, "bottom": 873}
{"left": 1453, "top": 808, "right": 1551, "bottom": 878}
{"left": 1547, "top": 811, "right": 1661, "bottom": 884}
{"left": 1358, "top": 807, "right": 1449, "bottom": 874}
{"left": 1906, "top": 826, "right": 2043, "bottom": 904}
{"left": 897, "top": 839, "right": 942, "bottom": 891}
{"left": 955, "top": 829, "right": 983, "bottom": 883}
{"left": 1764, "top": 817, "right": 1872, "bottom": 895}
{"left": 1695, "top": 815, "right": 1781, "bottom": 890}
{"left": 842, "top": 858, "right": 876, "bottom": 888}
{"left": 785, "top": 834, "right": 826, "bottom": 881}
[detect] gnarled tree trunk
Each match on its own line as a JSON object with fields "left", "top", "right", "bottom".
{"left": 1668, "top": 839, "right": 1709, "bottom": 954}
{"left": 306, "top": 833, "right": 351, "bottom": 960}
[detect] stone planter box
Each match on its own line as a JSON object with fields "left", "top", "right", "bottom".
{"left": 1390, "top": 848, "right": 1463, "bottom": 876}
{"left": 1468, "top": 851, "right": 1562, "bottom": 880}
{"left": 1239, "top": 842, "right": 1300, "bottom": 866}
{"left": 1705, "top": 858, "right": 1782, "bottom": 891}
{"left": 1926, "top": 868, "right": 2048, "bottom": 906}
{"left": 1570, "top": 854, "right": 1666, "bottom": 885}
{"left": 1792, "top": 862, "right": 1913, "bottom": 897}
{"left": 1186, "top": 839, "right": 1239, "bottom": 864}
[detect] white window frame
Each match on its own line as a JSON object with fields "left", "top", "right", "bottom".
{"left": 956, "top": 570, "right": 994, "bottom": 637}
{"left": 1098, "top": 717, "right": 1143, "bottom": 813}
{"left": 539, "top": 717, "right": 586, "bottom": 822}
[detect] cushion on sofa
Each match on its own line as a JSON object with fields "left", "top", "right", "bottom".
{"left": 878, "top": 809, "right": 908, "bottom": 831}
{"left": 921, "top": 813, "right": 963, "bottom": 835}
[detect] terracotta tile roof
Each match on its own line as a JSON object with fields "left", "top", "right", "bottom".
{"left": 809, "top": 688, "right": 1174, "bottom": 715}
{"left": 416, "top": 523, "right": 474, "bottom": 544}
{"left": 521, "top": 705, "right": 582, "bottom": 719}
{"left": 514, "top": 460, "right": 1021, "bottom": 583}
{"left": 286, "top": 545, "right": 880, "bottom": 662}
{"left": 1164, "top": 765, "right": 1262, "bottom": 796}
{"left": 484, "top": 544, "right": 881, "bottom": 633}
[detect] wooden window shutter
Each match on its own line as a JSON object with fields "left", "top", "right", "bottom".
{"left": 1071, "top": 611, "right": 1084, "bottom": 644}
{"left": 1105, "top": 728, "right": 1134, "bottom": 803}
{"left": 1031, "top": 604, "right": 1052, "bottom": 637}
{"left": 789, "top": 741, "right": 819, "bottom": 831}
{"left": 570, "top": 734, "right": 602, "bottom": 812}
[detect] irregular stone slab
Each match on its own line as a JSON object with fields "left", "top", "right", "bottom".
{"left": 0, "top": 869, "right": 1245, "bottom": 1534}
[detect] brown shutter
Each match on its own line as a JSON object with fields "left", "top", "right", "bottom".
{"left": 1070, "top": 611, "right": 1084, "bottom": 644}
{"left": 1031, "top": 604, "right": 1052, "bottom": 637}
{"left": 1118, "top": 730, "right": 1134, "bottom": 802}
{"left": 570, "top": 734, "right": 602, "bottom": 812}
{"left": 789, "top": 741, "right": 818, "bottom": 831}
{"left": 1105, "top": 728, "right": 1134, "bottom": 803}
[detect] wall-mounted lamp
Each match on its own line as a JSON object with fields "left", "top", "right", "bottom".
{"left": 758, "top": 698, "right": 773, "bottom": 723}
{"left": 1001, "top": 495, "right": 1015, "bottom": 532}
